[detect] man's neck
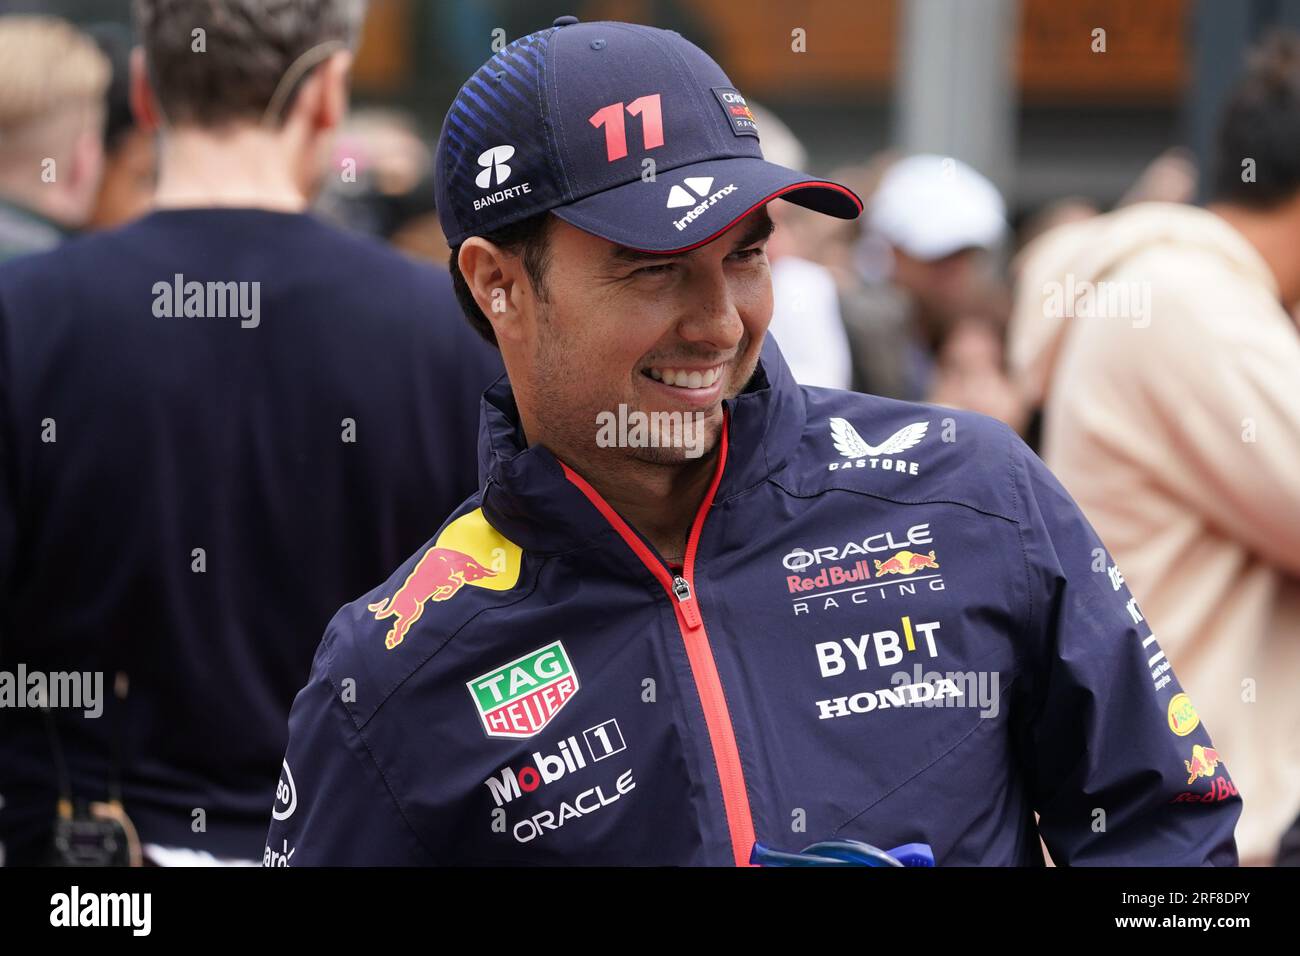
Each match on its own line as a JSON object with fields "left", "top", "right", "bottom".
{"left": 1208, "top": 200, "right": 1300, "bottom": 307}
{"left": 0, "top": 177, "right": 76, "bottom": 228}
{"left": 555, "top": 443, "right": 720, "bottom": 568}
{"left": 153, "top": 126, "right": 307, "bottom": 212}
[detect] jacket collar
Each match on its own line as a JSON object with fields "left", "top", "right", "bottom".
{"left": 477, "top": 336, "right": 807, "bottom": 554}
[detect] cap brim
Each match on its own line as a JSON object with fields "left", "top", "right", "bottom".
{"left": 550, "top": 156, "right": 862, "bottom": 254}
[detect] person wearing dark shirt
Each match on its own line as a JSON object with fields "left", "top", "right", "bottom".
{"left": 0, "top": 0, "right": 501, "bottom": 865}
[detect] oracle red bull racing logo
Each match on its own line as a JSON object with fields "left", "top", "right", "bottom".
{"left": 782, "top": 524, "right": 945, "bottom": 616}
{"left": 468, "top": 640, "right": 580, "bottom": 739}
{"left": 369, "top": 508, "right": 521, "bottom": 649}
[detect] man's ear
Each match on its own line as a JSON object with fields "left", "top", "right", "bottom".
{"left": 317, "top": 49, "right": 353, "bottom": 132}
{"left": 67, "top": 125, "right": 106, "bottom": 224}
{"left": 459, "top": 238, "right": 528, "bottom": 342}
{"left": 129, "top": 47, "right": 161, "bottom": 132}
{"left": 291, "top": 49, "right": 352, "bottom": 134}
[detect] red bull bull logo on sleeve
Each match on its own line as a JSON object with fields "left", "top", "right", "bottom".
{"left": 369, "top": 508, "right": 522, "bottom": 649}
{"left": 1184, "top": 744, "right": 1222, "bottom": 785}
{"left": 467, "top": 640, "right": 580, "bottom": 739}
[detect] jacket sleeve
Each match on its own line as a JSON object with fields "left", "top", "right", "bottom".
{"left": 1009, "top": 432, "right": 1242, "bottom": 865}
{"left": 264, "top": 631, "right": 434, "bottom": 866}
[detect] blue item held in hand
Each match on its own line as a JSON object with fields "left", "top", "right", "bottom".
{"left": 750, "top": 839, "right": 935, "bottom": 867}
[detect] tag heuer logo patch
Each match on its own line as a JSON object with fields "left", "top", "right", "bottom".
{"left": 467, "top": 640, "right": 579, "bottom": 739}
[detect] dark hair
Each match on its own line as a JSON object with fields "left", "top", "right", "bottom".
{"left": 448, "top": 212, "right": 554, "bottom": 349}
{"left": 132, "top": 0, "right": 364, "bottom": 127}
{"left": 87, "top": 23, "right": 135, "bottom": 152}
{"left": 1210, "top": 31, "right": 1300, "bottom": 207}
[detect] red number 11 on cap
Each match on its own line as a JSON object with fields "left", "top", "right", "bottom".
{"left": 589, "top": 94, "right": 664, "bottom": 162}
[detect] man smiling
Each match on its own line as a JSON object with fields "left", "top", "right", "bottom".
{"left": 266, "top": 18, "right": 1241, "bottom": 866}
{"left": 454, "top": 205, "right": 778, "bottom": 565}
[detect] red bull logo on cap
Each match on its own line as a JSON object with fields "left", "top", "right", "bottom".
{"left": 369, "top": 508, "right": 522, "bottom": 650}
{"left": 873, "top": 550, "right": 940, "bottom": 576}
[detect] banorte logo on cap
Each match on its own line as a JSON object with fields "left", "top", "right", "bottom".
{"left": 476, "top": 145, "right": 515, "bottom": 188}
{"left": 368, "top": 508, "right": 522, "bottom": 650}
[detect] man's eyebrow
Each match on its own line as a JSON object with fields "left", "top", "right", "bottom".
{"left": 608, "top": 244, "right": 670, "bottom": 265}
{"left": 731, "top": 211, "right": 776, "bottom": 249}
{"left": 606, "top": 210, "right": 776, "bottom": 265}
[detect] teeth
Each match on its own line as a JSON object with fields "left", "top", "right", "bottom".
{"left": 647, "top": 366, "right": 721, "bottom": 389}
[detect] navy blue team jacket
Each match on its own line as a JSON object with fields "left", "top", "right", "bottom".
{"left": 265, "top": 340, "right": 1241, "bottom": 866}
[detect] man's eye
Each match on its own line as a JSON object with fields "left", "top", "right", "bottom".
{"left": 730, "top": 247, "right": 765, "bottom": 262}
{"left": 634, "top": 262, "right": 677, "bottom": 277}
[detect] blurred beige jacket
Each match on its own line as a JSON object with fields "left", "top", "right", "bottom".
{"left": 1009, "top": 202, "right": 1300, "bottom": 865}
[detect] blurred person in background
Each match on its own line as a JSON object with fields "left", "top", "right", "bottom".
{"left": 1010, "top": 149, "right": 1198, "bottom": 449}
{"left": 1009, "top": 198, "right": 1101, "bottom": 449}
{"left": 1014, "top": 197, "right": 1100, "bottom": 271}
{"left": 816, "top": 155, "right": 918, "bottom": 401}
{"left": 927, "top": 315, "right": 1028, "bottom": 434}
{"left": 0, "top": 0, "right": 501, "bottom": 866}
{"left": 85, "top": 22, "right": 157, "bottom": 231}
{"left": 0, "top": 16, "right": 108, "bottom": 262}
{"left": 313, "top": 108, "right": 446, "bottom": 265}
{"left": 745, "top": 102, "right": 852, "bottom": 390}
{"left": 1013, "top": 148, "right": 1196, "bottom": 293}
{"left": 868, "top": 154, "right": 1024, "bottom": 430}
{"left": 1008, "top": 32, "right": 1300, "bottom": 865}
{"left": 1115, "top": 146, "right": 1199, "bottom": 209}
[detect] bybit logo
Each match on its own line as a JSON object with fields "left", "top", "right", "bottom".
{"left": 814, "top": 616, "right": 942, "bottom": 678}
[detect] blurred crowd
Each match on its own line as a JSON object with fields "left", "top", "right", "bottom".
{"left": 0, "top": 6, "right": 1297, "bottom": 866}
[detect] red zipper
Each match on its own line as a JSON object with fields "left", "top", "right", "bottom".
{"left": 560, "top": 419, "right": 756, "bottom": 867}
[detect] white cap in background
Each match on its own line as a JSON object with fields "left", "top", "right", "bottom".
{"left": 869, "top": 154, "right": 1006, "bottom": 260}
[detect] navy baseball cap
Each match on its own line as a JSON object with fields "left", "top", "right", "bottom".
{"left": 435, "top": 16, "right": 863, "bottom": 253}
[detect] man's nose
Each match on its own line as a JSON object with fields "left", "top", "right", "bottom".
{"left": 675, "top": 265, "right": 745, "bottom": 349}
